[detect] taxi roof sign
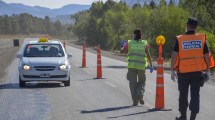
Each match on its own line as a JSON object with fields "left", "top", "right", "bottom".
{"left": 38, "top": 38, "right": 49, "bottom": 42}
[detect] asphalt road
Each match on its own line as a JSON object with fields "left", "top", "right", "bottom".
{"left": 0, "top": 38, "right": 215, "bottom": 120}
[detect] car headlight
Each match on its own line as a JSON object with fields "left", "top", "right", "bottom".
{"left": 23, "top": 65, "right": 31, "bottom": 70}
{"left": 59, "top": 64, "right": 67, "bottom": 70}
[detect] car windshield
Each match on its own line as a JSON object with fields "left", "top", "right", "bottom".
{"left": 23, "top": 44, "right": 65, "bottom": 57}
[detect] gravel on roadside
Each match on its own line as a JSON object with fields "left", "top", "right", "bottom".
{"left": 0, "top": 37, "right": 20, "bottom": 83}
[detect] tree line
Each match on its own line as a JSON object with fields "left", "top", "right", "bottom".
{"left": 0, "top": 13, "right": 69, "bottom": 37}
{"left": 71, "top": 0, "right": 215, "bottom": 59}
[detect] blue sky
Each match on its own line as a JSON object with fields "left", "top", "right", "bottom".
{"left": 3, "top": 0, "right": 109, "bottom": 8}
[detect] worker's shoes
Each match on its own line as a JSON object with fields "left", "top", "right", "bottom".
{"left": 139, "top": 99, "right": 144, "bottom": 105}
{"left": 132, "top": 100, "right": 144, "bottom": 106}
{"left": 137, "top": 95, "right": 144, "bottom": 105}
{"left": 175, "top": 116, "right": 187, "bottom": 120}
{"left": 132, "top": 103, "right": 138, "bottom": 106}
{"left": 132, "top": 95, "right": 144, "bottom": 106}
{"left": 190, "top": 112, "right": 197, "bottom": 120}
{"left": 132, "top": 100, "right": 138, "bottom": 106}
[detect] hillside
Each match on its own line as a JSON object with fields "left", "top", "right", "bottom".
{"left": 0, "top": 1, "right": 90, "bottom": 23}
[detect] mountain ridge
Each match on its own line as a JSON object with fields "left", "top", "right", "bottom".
{"left": 0, "top": 1, "right": 90, "bottom": 18}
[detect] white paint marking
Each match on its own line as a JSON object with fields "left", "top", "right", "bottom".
{"left": 105, "top": 81, "right": 117, "bottom": 88}
{"left": 85, "top": 70, "right": 94, "bottom": 75}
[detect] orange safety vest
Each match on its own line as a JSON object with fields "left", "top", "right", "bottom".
{"left": 210, "top": 51, "right": 215, "bottom": 68}
{"left": 174, "top": 34, "right": 207, "bottom": 73}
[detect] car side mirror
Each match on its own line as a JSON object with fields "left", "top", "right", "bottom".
{"left": 16, "top": 54, "right": 23, "bottom": 58}
{"left": 67, "top": 53, "right": 72, "bottom": 58}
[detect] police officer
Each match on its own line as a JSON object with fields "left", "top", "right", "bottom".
{"left": 121, "top": 28, "right": 153, "bottom": 106}
{"left": 171, "top": 17, "right": 210, "bottom": 120}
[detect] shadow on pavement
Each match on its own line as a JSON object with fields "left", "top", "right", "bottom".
{"left": 25, "top": 82, "right": 63, "bottom": 88}
{"left": 104, "top": 66, "right": 127, "bottom": 69}
{"left": 107, "top": 109, "right": 158, "bottom": 119}
{"left": 0, "top": 82, "right": 63, "bottom": 89}
{"left": 0, "top": 83, "right": 20, "bottom": 89}
{"left": 81, "top": 105, "right": 132, "bottom": 114}
{"left": 104, "top": 65, "right": 172, "bottom": 70}
{"left": 75, "top": 78, "right": 101, "bottom": 81}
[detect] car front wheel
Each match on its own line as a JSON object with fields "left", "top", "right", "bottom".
{"left": 19, "top": 76, "right": 25, "bottom": 87}
{"left": 63, "top": 77, "right": 70, "bottom": 86}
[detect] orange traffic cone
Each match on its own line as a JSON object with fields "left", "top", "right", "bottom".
{"left": 96, "top": 45, "right": 102, "bottom": 79}
{"left": 82, "top": 41, "right": 86, "bottom": 68}
{"left": 151, "top": 45, "right": 171, "bottom": 111}
{"left": 155, "top": 55, "right": 165, "bottom": 109}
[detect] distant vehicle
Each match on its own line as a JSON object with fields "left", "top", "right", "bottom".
{"left": 16, "top": 38, "right": 72, "bottom": 87}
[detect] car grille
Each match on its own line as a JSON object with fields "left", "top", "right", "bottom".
{"left": 23, "top": 75, "right": 67, "bottom": 78}
{"left": 34, "top": 66, "right": 56, "bottom": 71}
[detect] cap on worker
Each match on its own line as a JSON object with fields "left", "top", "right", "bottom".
{"left": 187, "top": 17, "right": 198, "bottom": 27}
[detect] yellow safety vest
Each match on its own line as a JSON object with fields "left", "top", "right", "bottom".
{"left": 127, "top": 40, "right": 148, "bottom": 70}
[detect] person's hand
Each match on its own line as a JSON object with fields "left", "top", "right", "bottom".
{"left": 171, "top": 70, "right": 177, "bottom": 82}
{"left": 150, "top": 66, "right": 154, "bottom": 73}
{"left": 200, "top": 71, "right": 210, "bottom": 87}
{"left": 205, "top": 71, "right": 210, "bottom": 82}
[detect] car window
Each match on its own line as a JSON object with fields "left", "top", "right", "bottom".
{"left": 24, "top": 44, "right": 65, "bottom": 57}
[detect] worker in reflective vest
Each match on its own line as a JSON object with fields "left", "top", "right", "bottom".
{"left": 121, "top": 28, "right": 153, "bottom": 106}
{"left": 174, "top": 34, "right": 207, "bottom": 73}
{"left": 171, "top": 17, "right": 210, "bottom": 120}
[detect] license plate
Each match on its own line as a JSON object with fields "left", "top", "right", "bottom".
{"left": 40, "top": 73, "right": 50, "bottom": 78}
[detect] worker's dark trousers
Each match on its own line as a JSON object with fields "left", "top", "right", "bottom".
{"left": 177, "top": 72, "right": 201, "bottom": 114}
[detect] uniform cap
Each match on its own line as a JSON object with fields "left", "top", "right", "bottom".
{"left": 187, "top": 17, "right": 198, "bottom": 27}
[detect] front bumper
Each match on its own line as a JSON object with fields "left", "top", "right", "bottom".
{"left": 19, "top": 69, "right": 70, "bottom": 81}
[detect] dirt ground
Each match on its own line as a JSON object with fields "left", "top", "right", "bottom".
{"left": 0, "top": 37, "right": 214, "bottom": 83}
{"left": 0, "top": 35, "right": 21, "bottom": 82}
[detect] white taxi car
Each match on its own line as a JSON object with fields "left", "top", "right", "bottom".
{"left": 16, "top": 38, "right": 72, "bottom": 87}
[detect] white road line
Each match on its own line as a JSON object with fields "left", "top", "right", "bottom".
{"left": 83, "top": 69, "right": 93, "bottom": 75}
{"left": 105, "top": 81, "right": 117, "bottom": 88}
